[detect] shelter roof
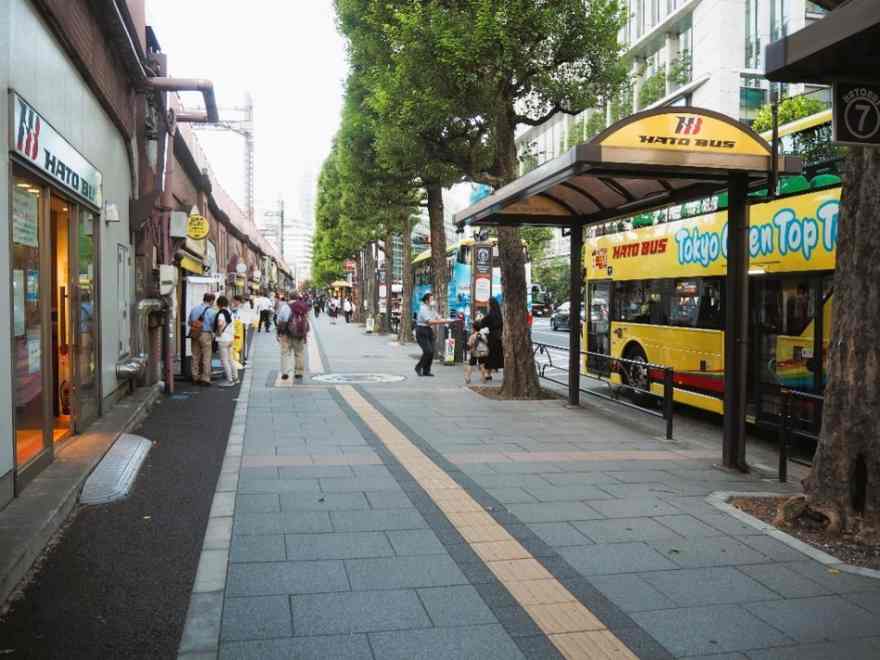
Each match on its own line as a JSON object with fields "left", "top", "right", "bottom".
{"left": 765, "top": 0, "right": 880, "bottom": 84}
{"left": 454, "top": 107, "right": 800, "bottom": 229}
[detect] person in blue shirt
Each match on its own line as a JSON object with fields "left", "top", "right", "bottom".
{"left": 188, "top": 293, "right": 217, "bottom": 386}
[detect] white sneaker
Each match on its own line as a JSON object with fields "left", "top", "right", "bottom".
{"left": 219, "top": 381, "right": 236, "bottom": 388}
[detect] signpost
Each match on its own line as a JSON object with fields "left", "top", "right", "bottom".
{"left": 833, "top": 83, "right": 880, "bottom": 146}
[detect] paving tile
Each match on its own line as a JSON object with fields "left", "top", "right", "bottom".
{"left": 319, "top": 476, "right": 403, "bottom": 492}
{"left": 225, "top": 560, "right": 348, "bottom": 597}
{"left": 291, "top": 589, "right": 431, "bottom": 635}
{"left": 470, "top": 474, "right": 554, "bottom": 490}
{"left": 278, "top": 491, "right": 369, "bottom": 511}
{"left": 541, "top": 472, "right": 622, "bottom": 486}
{"left": 506, "top": 501, "right": 603, "bottom": 523}
{"left": 236, "top": 478, "right": 321, "bottom": 494}
{"left": 494, "top": 605, "right": 544, "bottom": 637}
{"left": 846, "top": 590, "right": 880, "bottom": 614}
{"left": 233, "top": 511, "right": 332, "bottom": 535}
{"left": 572, "top": 517, "right": 683, "bottom": 544}
{"left": 368, "top": 623, "right": 525, "bottom": 660}
{"left": 278, "top": 465, "right": 354, "bottom": 479}
{"left": 524, "top": 601, "right": 603, "bottom": 634}
{"left": 736, "top": 562, "right": 830, "bottom": 599}
{"left": 631, "top": 604, "right": 792, "bottom": 656}
{"left": 785, "top": 560, "right": 880, "bottom": 593}
{"left": 364, "top": 490, "right": 415, "bottom": 509}
{"left": 345, "top": 555, "right": 468, "bottom": 590}
{"left": 386, "top": 529, "right": 447, "bottom": 556}
{"left": 522, "top": 485, "right": 614, "bottom": 502}
{"left": 588, "top": 497, "right": 683, "bottom": 518}
{"left": 417, "top": 585, "right": 498, "bottom": 627}
{"left": 331, "top": 509, "right": 427, "bottom": 532}
{"left": 604, "top": 470, "right": 674, "bottom": 483}
{"left": 236, "top": 493, "right": 280, "bottom": 513}
{"left": 485, "top": 487, "right": 539, "bottom": 504}
{"left": 736, "top": 534, "right": 814, "bottom": 562}
{"left": 558, "top": 542, "right": 678, "bottom": 575}
{"left": 219, "top": 633, "right": 372, "bottom": 660}
{"left": 528, "top": 523, "right": 590, "bottom": 547}
{"left": 648, "top": 536, "right": 769, "bottom": 568}
{"left": 745, "top": 637, "right": 880, "bottom": 660}
{"left": 220, "top": 596, "right": 291, "bottom": 641}
{"left": 694, "top": 513, "right": 763, "bottom": 536}
{"left": 512, "top": 634, "right": 566, "bottom": 660}
{"left": 284, "top": 531, "right": 394, "bottom": 560}
{"left": 640, "top": 567, "right": 779, "bottom": 607}
{"left": 653, "top": 514, "right": 728, "bottom": 538}
{"left": 587, "top": 573, "right": 677, "bottom": 613}
{"left": 230, "top": 535, "right": 287, "bottom": 563}
{"left": 744, "top": 595, "right": 880, "bottom": 643}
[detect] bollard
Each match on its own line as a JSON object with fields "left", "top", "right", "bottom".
{"left": 778, "top": 391, "right": 790, "bottom": 483}
{"left": 663, "top": 368, "right": 674, "bottom": 440}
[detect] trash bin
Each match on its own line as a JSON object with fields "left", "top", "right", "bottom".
{"left": 443, "top": 318, "right": 466, "bottom": 364}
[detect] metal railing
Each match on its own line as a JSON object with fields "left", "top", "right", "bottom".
{"left": 777, "top": 388, "right": 823, "bottom": 482}
{"left": 533, "top": 342, "right": 675, "bottom": 440}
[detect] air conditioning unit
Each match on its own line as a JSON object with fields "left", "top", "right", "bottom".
{"left": 170, "top": 211, "right": 188, "bottom": 238}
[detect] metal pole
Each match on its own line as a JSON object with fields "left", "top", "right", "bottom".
{"left": 723, "top": 174, "right": 749, "bottom": 470}
{"left": 778, "top": 390, "right": 790, "bottom": 483}
{"left": 664, "top": 368, "right": 674, "bottom": 440}
{"left": 769, "top": 89, "right": 780, "bottom": 198}
{"left": 568, "top": 223, "right": 584, "bottom": 406}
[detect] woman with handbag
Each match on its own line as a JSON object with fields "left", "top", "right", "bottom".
{"left": 215, "top": 296, "right": 238, "bottom": 388}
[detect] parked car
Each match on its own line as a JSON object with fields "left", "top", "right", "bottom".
{"left": 550, "top": 301, "right": 585, "bottom": 331}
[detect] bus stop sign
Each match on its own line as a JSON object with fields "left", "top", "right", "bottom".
{"left": 833, "top": 83, "right": 880, "bottom": 146}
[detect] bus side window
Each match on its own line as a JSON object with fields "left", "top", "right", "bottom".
{"left": 699, "top": 278, "right": 723, "bottom": 329}
{"left": 670, "top": 279, "right": 701, "bottom": 327}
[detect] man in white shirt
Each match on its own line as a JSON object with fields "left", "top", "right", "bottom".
{"left": 256, "top": 295, "right": 273, "bottom": 333}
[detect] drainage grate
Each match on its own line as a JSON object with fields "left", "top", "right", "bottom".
{"left": 80, "top": 434, "right": 152, "bottom": 505}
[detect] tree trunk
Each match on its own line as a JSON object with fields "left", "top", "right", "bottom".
{"left": 365, "top": 243, "right": 377, "bottom": 322}
{"left": 427, "top": 183, "right": 448, "bottom": 359}
{"left": 371, "top": 242, "right": 380, "bottom": 323}
{"left": 799, "top": 147, "right": 880, "bottom": 543}
{"left": 495, "top": 93, "right": 541, "bottom": 399}
{"left": 398, "top": 215, "right": 414, "bottom": 345}
{"left": 382, "top": 229, "right": 393, "bottom": 335}
{"left": 354, "top": 249, "right": 365, "bottom": 323}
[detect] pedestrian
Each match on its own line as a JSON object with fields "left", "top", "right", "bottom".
{"left": 343, "top": 297, "right": 353, "bottom": 323}
{"left": 276, "top": 291, "right": 310, "bottom": 380}
{"left": 329, "top": 297, "right": 338, "bottom": 325}
{"left": 236, "top": 295, "right": 257, "bottom": 364}
{"left": 482, "top": 296, "right": 504, "bottom": 380}
{"left": 257, "top": 294, "right": 273, "bottom": 333}
{"left": 215, "top": 295, "right": 238, "bottom": 387}
{"left": 465, "top": 322, "right": 490, "bottom": 384}
{"left": 414, "top": 292, "right": 448, "bottom": 377}
{"left": 313, "top": 295, "right": 322, "bottom": 318}
{"left": 188, "top": 293, "right": 217, "bottom": 386}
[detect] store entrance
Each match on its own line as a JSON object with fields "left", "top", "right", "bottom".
{"left": 12, "top": 167, "right": 100, "bottom": 486}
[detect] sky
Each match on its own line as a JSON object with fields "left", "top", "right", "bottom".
{"left": 145, "top": 1, "right": 348, "bottom": 221}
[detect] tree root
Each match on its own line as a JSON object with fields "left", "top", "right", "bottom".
{"left": 774, "top": 494, "right": 843, "bottom": 536}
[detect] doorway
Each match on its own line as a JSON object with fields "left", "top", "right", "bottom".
{"left": 11, "top": 167, "right": 100, "bottom": 484}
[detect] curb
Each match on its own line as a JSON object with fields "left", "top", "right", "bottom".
{"left": 0, "top": 383, "right": 161, "bottom": 608}
{"left": 707, "top": 491, "right": 880, "bottom": 580}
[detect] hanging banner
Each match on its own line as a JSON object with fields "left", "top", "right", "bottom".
{"left": 12, "top": 187, "right": 38, "bottom": 247}
{"left": 11, "top": 93, "right": 103, "bottom": 207}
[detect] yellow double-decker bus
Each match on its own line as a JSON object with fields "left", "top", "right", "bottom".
{"left": 583, "top": 106, "right": 840, "bottom": 426}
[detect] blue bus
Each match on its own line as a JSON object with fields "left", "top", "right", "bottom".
{"left": 411, "top": 238, "right": 532, "bottom": 329}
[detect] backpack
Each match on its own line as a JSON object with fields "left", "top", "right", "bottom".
{"left": 287, "top": 306, "right": 310, "bottom": 339}
{"left": 190, "top": 305, "right": 208, "bottom": 339}
{"left": 473, "top": 330, "right": 490, "bottom": 358}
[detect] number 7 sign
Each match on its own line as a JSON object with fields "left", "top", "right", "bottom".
{"left": 833, "top": 83, "right": 880, "bottom": 146}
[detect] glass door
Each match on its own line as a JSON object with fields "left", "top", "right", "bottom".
{"left": 12, "top": 172, "right": 48, "bottom": 467}
{"left": 50, "top": 194, "right": 72, "bottom": 443}
{"left": 73, "top": 209, "right": 99, "bottom": 430}
{"left": 587, "top": 281, "right": 612, "bottom": 376}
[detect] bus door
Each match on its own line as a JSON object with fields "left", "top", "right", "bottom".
{"left": 751, "top": 275, "right": 826, "bottom": 438}
{"left": 587, "top": 281, "right": 611, "bottom": 375}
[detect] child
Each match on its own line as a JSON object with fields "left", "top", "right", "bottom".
{"left": 465, "top": 324, "right": 490, "bottom": 384}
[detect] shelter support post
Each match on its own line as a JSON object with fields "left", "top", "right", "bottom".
{"left": 568, "top": 223, "right": 584, "bottom": 406}
{"left": 723, "top": 174, "right": 749, "bottom": 471}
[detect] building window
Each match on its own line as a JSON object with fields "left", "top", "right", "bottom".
{"left": 740, "top": 75, "right": 767, "bottom": 125}
{"left": 745, "top": 0, "right": 761, "bottom": 69}
{"left": 770, "top": 0, "right": 792, "bottom": 42}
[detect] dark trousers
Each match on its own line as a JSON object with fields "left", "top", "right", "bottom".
{"left": 345, "top": 311, "right": 352, "bottom": 323}
{"left": 416, "top": 326, "right": 435, "bottom": 374}
{"left": 259, "top": 310, "right": 272, "bottom": 332}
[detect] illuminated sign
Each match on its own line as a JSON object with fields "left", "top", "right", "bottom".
{"left": 187, "top": 214, "right": 210, "bottom": 240}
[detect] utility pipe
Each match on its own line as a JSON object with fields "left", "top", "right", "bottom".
{"left": 146, "top": 77, "right": 220, "bottom": 123}
{"left": 116, "top": 298, "right": 165, "bottom": 381}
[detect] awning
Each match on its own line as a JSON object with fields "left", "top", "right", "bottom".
{"left": 765, "top": 0, "right": 880, "bottom": 84}
{"left": 455, "top": 107, "right": 799, "bottom": 230}
{"left": 330, "top": 280, "right": 352, "bottom": 288}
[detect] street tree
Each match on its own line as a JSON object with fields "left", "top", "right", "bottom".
{"left": 383, "top": 0, "right": 626, "bottom": 398}
{"left": 779, "top": 147, "right": 880, "bottom": 544}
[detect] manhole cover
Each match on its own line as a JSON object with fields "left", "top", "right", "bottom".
{"left": 80, "top": 433, "right": 152, "bottom": 505}
{"left": 312, "top": 373, "right": 406, "bottom": 384}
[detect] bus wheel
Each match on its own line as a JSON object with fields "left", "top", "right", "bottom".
{"left": 622, "top": 346, "right": 652, "bottom": 406}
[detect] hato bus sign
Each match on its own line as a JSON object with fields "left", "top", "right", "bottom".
{"left": 11, "top": 93, "right": 103, "bottom": 207}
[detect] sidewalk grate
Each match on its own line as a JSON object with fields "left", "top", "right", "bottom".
{"left": 311, "top": 373, "right": 406, "bottom": 384}
{"left": 80, "top": 433, "right": 152, "bottom": 505}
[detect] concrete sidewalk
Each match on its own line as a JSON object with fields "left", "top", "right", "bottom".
{"left": 180, "top": 316, "right": 880, "bottom": 660}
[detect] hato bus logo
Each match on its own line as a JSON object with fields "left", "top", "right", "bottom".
{"left": 675, "top": 116, "right": 703, "bottom": 135}
{"left": 16, "top": 98, "right": 41, "bottom": 160}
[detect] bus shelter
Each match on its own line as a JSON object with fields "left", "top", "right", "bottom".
{"left": 454, "top": 108, "right": 801, "bottom": 471}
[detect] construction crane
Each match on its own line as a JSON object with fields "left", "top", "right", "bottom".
{"left": 187, "top": 92, "right": 255, "bottom": 225}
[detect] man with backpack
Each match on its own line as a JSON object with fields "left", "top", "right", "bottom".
{"left": 188, "top": 293, "right": 217, "bottom": 386}
{"left": 276, "top": 291, "right": 310, "bottom": 381}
